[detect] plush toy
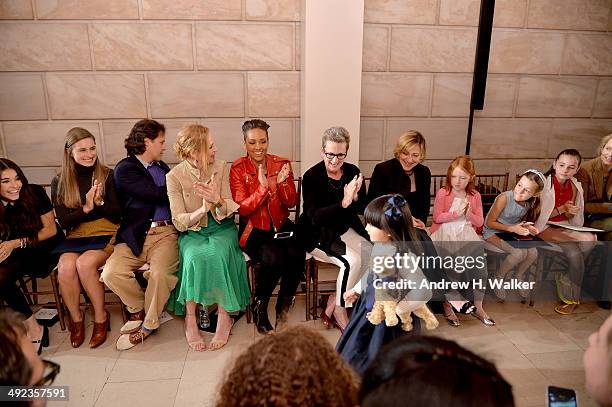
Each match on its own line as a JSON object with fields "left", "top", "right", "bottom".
{"left": 367, "top": 300, "right": 438, "bottom": 332}
{"left": 366, "top": 244, "right": 439, "bottom": 332}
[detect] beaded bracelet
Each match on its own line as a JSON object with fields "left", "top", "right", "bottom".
{"left": 19, "top": 237, "right": 29, "bottom": 249}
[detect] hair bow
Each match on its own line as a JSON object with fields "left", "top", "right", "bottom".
{"left": 384, "top": 195, "right": 407, "bottom": 221}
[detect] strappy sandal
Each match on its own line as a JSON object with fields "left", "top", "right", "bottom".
{"left": 443, "top": 303, "right": 460, "bottom": 327}
{"left": 555, "top": 303, "right": 578, "bottom": 315}
{"left": 208, "top": 317, "right": 234, "bottom": 351}
{"left": 185, "top": 315, "right": 206, "bottom": 352}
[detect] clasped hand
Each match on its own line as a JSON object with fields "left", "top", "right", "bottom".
{"left": 511, "top": 221, "right": 539, "bottom": 236}
{"left": 84, "top": 179, "right": 103, "bottom": 213}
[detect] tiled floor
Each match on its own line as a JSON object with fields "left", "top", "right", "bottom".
{"left": 39, "top": 298, "right": 609, "bottom": 407}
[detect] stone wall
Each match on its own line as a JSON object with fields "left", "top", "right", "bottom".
{"left": 0, "top": 0, "right": 301, "bottom": 184}
{"left": 359, "top": 0, "right": 612, "bottom": 182}
{"left": 1, "top": 0, "right": 611, "bottom": 186}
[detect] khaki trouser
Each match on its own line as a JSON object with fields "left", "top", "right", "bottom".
{"left": 100, "top": 225, "right": 179, "bottom": 330}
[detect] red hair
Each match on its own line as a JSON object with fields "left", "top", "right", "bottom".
{"left": 444, "top": 155, "right": 476, "bottom": 195}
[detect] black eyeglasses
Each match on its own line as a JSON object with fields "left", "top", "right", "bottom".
{"left": 323, "top": 151, "right": 347, "bottom": 160}
{"left": 34, "top": 360, "right": 60, "bottom": 386}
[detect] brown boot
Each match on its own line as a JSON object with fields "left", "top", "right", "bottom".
{"left": 89, "top": 309, "right": 111, "bottom": 348}
{"left": 69, "top": 310, "right": 85, "bottom": 348}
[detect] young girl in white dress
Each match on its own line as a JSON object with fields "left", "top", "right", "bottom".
{"left": 430, "top": 156, "right": 493, "bottom": 326}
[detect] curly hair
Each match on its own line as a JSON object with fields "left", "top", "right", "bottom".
{"left": 124, "top": 119, "right": 166, "bottom": 156}
{"left": 216, "top": 326, "right": 359, "bottom": 407}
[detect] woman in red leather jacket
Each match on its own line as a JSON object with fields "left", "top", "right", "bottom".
{"left": 230, "top": 119, "right": 305, "bottom": 334}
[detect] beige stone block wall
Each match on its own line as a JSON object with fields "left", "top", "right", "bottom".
{"left": 594, "top": 80, "right": 612, "bottom": 117}
{"left": 0, "top": 1, "right": 33, "bottom": 19}
{"left": 0, "top": 23, "right": 91, "bottom": 71}
{"left": 0, "top": 1, "right": 300, "bottom": 183}
{"left": 527, "top": 0, "right": 610, "bottom": 31}
{"left": 196, "top": 23, "right": 293, "bottom": 70}
{"left": 1, "top": 1, "right": 611, "bottom": 189}
{"left": 361, "top": 0, "right": 612, "bottom": 185}
{"left": 439, "top": 0, "right": 527, "bottom": 28}
{"left": 0, "top": 74, "right": 47, "bottom": 120}
{"left": 91, "top": 23, "right": 194, "bottom": 70}
{"left": 36, "top": 0, "right": 140, "bottom": 20}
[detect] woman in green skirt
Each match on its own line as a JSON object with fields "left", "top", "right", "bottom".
{"left": 166, "top": 124, "right": 249, "bottom": 351}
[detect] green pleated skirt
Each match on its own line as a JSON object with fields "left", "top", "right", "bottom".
{"left": 167, "top": 214, "right": 250, "bottom": 315}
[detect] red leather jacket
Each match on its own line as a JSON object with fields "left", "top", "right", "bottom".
{"left": 230, "top": 154, "right": 297, "bottom": 246}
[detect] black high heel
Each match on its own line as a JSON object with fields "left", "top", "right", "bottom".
{"left": 32, "top": 325, "right": 49, "bottom": 355}
{"left": 451, "top": 301, "right": 476, "bottom": 314}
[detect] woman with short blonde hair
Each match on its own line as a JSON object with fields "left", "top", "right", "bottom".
{"left": 368, "top": 130, "right": 431, "bottom": 224}
{"left": 166, "top": 124, "right": 250, "bottom": 351}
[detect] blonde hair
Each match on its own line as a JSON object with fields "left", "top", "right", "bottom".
{"left": 598, "top": 133, "right": 612, "bottom": 156}
{"left": 57, "top": 127, "right": 110, "bottom": 208}
{"left": 174, "top": 124, "right": 211, "bottom": 169}
{"left": 393, "top": 130, "right": 426, "bottom": 161}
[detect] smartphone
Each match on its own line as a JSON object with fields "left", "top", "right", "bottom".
{"left": 273, "top": 231, "right": 294, "bottom": 240}
{"left": 547, "top": 386, "right": 577, "bottom": 407}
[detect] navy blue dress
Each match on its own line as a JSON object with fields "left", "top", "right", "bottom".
{"left": 336, "top": 271, "right": 422, "bottom": 375}
{"left": 336, "top": 228, "right": 447, "bottom": 375}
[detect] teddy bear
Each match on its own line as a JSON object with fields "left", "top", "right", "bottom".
{"left": 365, "top": 244, "right": 439, "bottom": 332}
{"left": 367, "top": 300, "right": 439, "bottom": 332}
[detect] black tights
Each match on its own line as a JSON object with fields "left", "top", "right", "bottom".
{"left": 242, "top": 220, "right": 305, "bottom": 300}
{"left": 0, "top": 248, "right": 56, "bottom": 318}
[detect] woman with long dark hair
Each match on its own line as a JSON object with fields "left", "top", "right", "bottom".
{"left": 0, "top": 159, "right": 64, "bottom": 354}
{"left": 51, "top": 127, "right": 121, "bottom": 348}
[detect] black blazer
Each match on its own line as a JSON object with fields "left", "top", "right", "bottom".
{"left": 113, "top": 155, "right": 171, "bottom": 256}
{"left": 366, "top": 159, "right": 431, "bottom": 224}
{"left": 299, "top": 161, "right": 369, "bottom": 253}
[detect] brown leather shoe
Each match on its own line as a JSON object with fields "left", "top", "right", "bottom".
{"left": 89, "top": 309, "right": 111, "bottom": 349}
{"left": 69, "top": 311, "right": 85, "bottom": 348}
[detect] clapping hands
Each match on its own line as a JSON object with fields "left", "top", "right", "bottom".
{"left": 342, "top": 173, "right": 363, "bottom": 208}
{"left": 277, "top": 163, "right": 290, "bottom": 184}
{"left": 84, "top": 179, "right": 102, "bottom": 213}
{"left": 194, "top": 173, "right": 220, "bottom": 207}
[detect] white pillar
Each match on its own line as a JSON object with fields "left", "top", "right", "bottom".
{"left": 300, "top": 0, "right": 365, "bottom": 175}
